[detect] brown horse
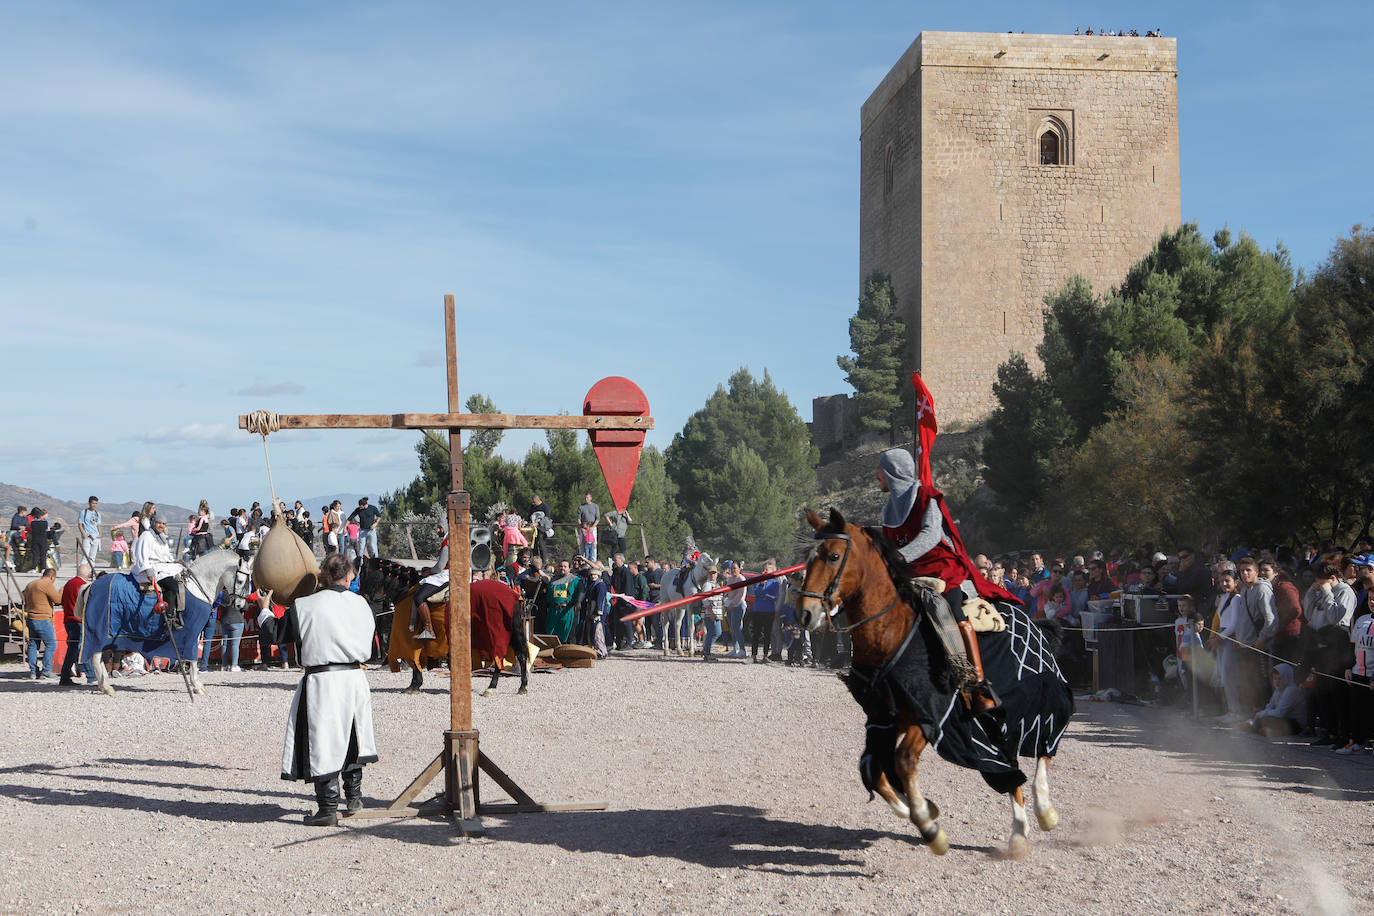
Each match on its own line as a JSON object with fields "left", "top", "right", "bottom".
{"left": 360, "top": 559, "right": 531, "bottom": 696}
{"left": 797, "top": 509, "right": 1070, "bottom": 859}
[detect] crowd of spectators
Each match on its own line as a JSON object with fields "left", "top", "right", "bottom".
{"left": 976, "top": 541, "right": 1374, "bottom": 757}
{"left": 499, "top": 547, "right": 823, "bottom": 665}
{"left": 35, "top": 493, "right": 1368, "bottom": 761}
{"left": 11, "top": 492, "right": 826, "bottom": 684}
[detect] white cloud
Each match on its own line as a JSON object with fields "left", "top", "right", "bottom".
{"left": 131, "top": 423, "right": 254, "bottom": 449}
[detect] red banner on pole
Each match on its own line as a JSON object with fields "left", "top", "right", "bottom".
{"left": 911, "top": 371, "right": 937, "bottom": 490}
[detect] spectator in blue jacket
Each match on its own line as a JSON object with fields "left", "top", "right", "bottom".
{"left": 748, "top": 558, "right": 781, "bottom": 663}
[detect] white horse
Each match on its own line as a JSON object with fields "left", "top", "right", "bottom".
{"left": 81, "top": 548, "right": 250, "bottom": 696}
{"left": 659, "top": 552, "right": 715, "bottom": 657}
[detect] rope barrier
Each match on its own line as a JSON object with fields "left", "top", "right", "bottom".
{"left": 1209, "top": 629, "right": 1360, "bottom": 686}
{"left": 1067, "top": 616, "right": 1360, "bottom": 686}
{"left": 1060, "top": 621, "right": 1176, "bottom": 633}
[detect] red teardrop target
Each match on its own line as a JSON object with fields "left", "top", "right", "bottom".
{"left": 584, "top": 377, "right": 649, "bottom": 513}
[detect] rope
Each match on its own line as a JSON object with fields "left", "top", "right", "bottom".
{"left": 1210, "top": 629, "right": 1360, "bottom": 686}
{"left": 242, "top": 410, "right": 282, "bottom": 436}
{"left": 1073, "top": 617, "right": 1362, "bottom": 687}
{"left": 242, "top": 411, "right": 283, "bottom": 516}
{"left": 1061, "top": 621, "right": 1176, "bottom": 632}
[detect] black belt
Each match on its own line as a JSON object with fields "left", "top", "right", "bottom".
{"left": 304, "top": 662, "right": 365, "bottom": 675}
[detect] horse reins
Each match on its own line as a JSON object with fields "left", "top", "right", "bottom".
{"left": 799, "top": 529, "right": 901, "bottom": 634}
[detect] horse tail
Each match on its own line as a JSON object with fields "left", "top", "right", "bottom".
{"left": 511, "top": 600, "right": 531, "bottom": 664}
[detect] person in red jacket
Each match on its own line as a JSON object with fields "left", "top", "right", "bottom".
{"left": 1261, "top": 560, "right": 1305, "bottom": 667}
{"left": 58, "top": 565, "right": 92, "bottom": 685}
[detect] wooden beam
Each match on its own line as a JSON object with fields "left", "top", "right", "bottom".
{"left": 401, "top": 413, "right": 652, "bottom": 430}
{"left": 386, "top": 751, "right": 445, "bottom": 811}
{"left": 478, "top": 802, "right": 609, "bottom": 814}
{"left": 238, "top": 413, "right": 653, "bottom": 431}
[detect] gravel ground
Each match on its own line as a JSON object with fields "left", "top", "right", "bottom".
{"left": 0, "top": 651, "right": 1369, "bottom": 915}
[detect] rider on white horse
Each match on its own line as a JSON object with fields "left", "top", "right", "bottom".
{"left": 131, "top": 518, "right": 184, "bottom": 613}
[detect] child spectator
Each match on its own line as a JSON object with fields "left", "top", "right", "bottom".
{"left": 1174, "top": 596, "right": 1214, "bottom": 704}
{"left": 109, "top": 531, "right": 130, "bottom": 570}
{"left": 1029, "top": 567, "right": 1071, "bottom": 618}
{"left": 1247, "top": 663, "right": 1307, "bottom": 738}
{"left": 699, "top": 565, "right": 723, "bottom": 661}
{"left": 579, "top": 521, "right": 597, "bottom": 563}
{"left": 501, "top": 515, "right": 528, "bottom": 565}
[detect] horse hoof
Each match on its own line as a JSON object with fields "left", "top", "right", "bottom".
{"left": 1036, "top": 806, "right": 1059, "bottom": 832}
{"left": 192, "top": 686, "right": 206, "bottom": 695}
{"left": 517, "top": 687, "right": 528, "bottom": 695}
{"left": 1007, "top": 834, "right": 1030, "bottom": 860}
{"left": 403, "top": 687, "right": 420, "bottom": 695}
{"left": 100, "top": 686, "right": 115, "bottom": 696}
{"left": 480, "top": 688, "right": 496, "bottom": 697}
{"left": 927, "top": 828, "right": 949, "bottom": 856}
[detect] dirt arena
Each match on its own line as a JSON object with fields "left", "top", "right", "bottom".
{"left": 1, "top": 653, "right": 1368, "bottom": 915}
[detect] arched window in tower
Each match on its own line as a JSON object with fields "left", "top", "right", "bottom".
{"left": 884, "top": 140, "right": 896, "bottom": 196}
{"left": 1032, "top": 113, "right": 1072, "bottom": 166}
{"left": 1039, "top": 130, "right": 1060, "bottom": 165}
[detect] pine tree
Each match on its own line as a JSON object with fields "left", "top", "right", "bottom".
{"left": 666, "top": 368, "right": 817, "bottom": 561}
{"left": 837, "top": 272, "right": 909, "bottom": 441}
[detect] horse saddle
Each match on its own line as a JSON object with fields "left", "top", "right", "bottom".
{"left": 134, "top": 573, "right": 186, "bottom": 616}
{"left": 910, "top": 576, "right": 1004, "bottom": 633}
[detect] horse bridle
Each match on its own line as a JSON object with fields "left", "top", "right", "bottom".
{"left": 798, "top": 528, "right": 900, "bottom": 634}
{"left": 796, "top": 530, "right": 852, "bottom": 616}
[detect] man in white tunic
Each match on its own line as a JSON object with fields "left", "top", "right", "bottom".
{"left": 281, "top": 553, "right": 379, "bottom": 826}
{"left": 130, "top": 518, "right": 184, "bottom": 613}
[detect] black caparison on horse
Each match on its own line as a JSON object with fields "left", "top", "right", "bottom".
{"left": 796, "top": 508, "right": 1074, "bottom": 859}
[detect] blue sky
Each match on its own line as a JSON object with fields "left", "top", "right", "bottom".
{"left": 3, "top": 0, "right": 1370, "bottom": 514}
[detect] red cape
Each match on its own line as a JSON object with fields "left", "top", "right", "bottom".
{"left": 470, "top": 578, "right": 517, "bottom": 663}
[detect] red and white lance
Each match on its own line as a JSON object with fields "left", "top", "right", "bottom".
{"left": 617, "top": 563, "right": 805, "bottom": 624}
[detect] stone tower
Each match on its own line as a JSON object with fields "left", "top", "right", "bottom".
{"left": 859, "top": 31, "right": 1180, "bottom": 423}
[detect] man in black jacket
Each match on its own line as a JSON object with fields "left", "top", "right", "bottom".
{"left": 609, "top": 553, "right": 632, "bottom": 651}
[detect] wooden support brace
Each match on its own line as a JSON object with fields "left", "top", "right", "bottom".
{"left": 389, "top": 751, "right": 445, "bottom": 810}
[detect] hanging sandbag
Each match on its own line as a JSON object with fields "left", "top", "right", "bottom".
{"left": 253, "top": 509, "right": 319, "bottom": 603}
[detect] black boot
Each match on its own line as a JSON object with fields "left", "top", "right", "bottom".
{"left": 304, "top": 777, "right": 339, "bottom": 826}
{"left": 341, "top": 768, "right": 363, "bottom": 814}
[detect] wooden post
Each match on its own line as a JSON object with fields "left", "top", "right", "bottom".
{"left": 443, "top": 295, "right": 482, "bottom": 835}
{"left": 237, "top": 296, "right": 643, "bottom": 835}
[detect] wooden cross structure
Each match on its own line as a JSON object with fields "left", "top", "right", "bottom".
{"left": 239, "top": 295, "right": 652, "bottom": 835}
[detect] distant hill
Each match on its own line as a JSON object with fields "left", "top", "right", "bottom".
{"left": 0, "top": 483, "right": 194, "bottom": 534}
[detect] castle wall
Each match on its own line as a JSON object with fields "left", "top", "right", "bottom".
{"left": 860, "top": 31, "right": 1180, "bottom": 423}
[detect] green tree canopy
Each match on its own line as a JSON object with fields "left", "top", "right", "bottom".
{"left": 666, "top": 368, "right": 817, "bottom": 561}
{"left": 1044, "top": 355, "right": 1207, "bottom": 549}
{"left": 984, "top": 223, "right": 1298, "bottom": 542}
{"left": 982, "top": 353, "right": 1073, "bottom": 521}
